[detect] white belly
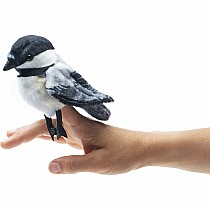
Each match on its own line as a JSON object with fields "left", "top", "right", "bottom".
{"left": 18, "top": 76, "right": 64, "bottom": 117}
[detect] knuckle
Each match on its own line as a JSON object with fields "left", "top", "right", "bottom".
{"left": 34, "top": 119, "right": 48, "bottom": 134}
{"left": 66, "top": 156, "right": 76, "bottom": 174}
{"left": 34, "top": 119, "right": 46, "bottom": 127}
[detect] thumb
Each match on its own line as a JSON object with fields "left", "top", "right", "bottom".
{"left": 49, "top": 153, "right": 102, "bottom": 174}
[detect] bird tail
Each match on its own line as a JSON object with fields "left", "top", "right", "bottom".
{"left": 83, "top": 104, "right": 111, "bottom": 121}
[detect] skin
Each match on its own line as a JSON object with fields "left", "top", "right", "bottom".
{"left": 1, "top": 106, "right": 210, "bottom": 174}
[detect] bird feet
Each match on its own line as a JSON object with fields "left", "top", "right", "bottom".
{"left": 44, "top": 110, "right": 67, "bottom": 141}
{"left": 56, "top": 125, "right": 67, "bottom": 140}
{"left": 48, "top": 127, "right": 57, "bottom": 141}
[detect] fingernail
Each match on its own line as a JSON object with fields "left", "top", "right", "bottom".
{"left": 49, "top": 162, "right": 61, "bottom": 174}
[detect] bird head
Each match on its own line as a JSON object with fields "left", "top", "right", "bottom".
{"left": 3, "top": 35, "right": 56, "bottom": 76}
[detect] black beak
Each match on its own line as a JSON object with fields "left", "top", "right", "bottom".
{"left": 3, "top": 59, "right": 16, "bottom": 71}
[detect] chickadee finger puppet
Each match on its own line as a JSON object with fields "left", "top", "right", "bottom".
{"left": 3, "top": 35, "right": 114, "bottom": 141}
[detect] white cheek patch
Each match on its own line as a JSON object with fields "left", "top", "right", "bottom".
{"left": 17, "top": 49, "right": 56, "bottom": 69}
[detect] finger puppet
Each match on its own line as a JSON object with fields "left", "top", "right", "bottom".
{"left": 3, "top": 35, "right": 114, "bottom": 140}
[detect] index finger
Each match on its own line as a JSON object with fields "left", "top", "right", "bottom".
{"left": 1, "top": 119, "right": 48, "bottom": 149}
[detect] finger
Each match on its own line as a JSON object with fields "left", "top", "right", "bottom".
{"left": 62, "top": 106, "right": 86, "bottom": 127}
{"left": 1, "top": 119, "right": 48, "bottom": 149}
{"left": 49, "top": 152, "right": 104, "bottom": 174}
{"left": 6, "top": 119, "right": 55, "bottom": 137}
{"left": 38, "top": 135, "right": 83, "bottom": 149}
{"left": 38, "top": 135, "right": 67, "bottom": 144}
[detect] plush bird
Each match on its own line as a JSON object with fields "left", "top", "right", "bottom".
{"left": 3, "top": 35, "right": 114, "bottom": 140}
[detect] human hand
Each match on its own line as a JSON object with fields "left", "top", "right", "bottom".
{"left": 1, "top": 106, "right": 152, "bottom": 174}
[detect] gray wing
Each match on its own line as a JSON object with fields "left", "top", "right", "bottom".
{"left": 46, "top": 70, "right": 114, "bottom": 108}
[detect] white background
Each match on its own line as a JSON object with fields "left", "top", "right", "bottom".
{"left": 0, "top": 0, "right": 210, "bottom": 209}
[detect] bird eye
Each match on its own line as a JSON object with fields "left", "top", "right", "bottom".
{"left": 26, "top": 54, "right": 33, "bottom": 61}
